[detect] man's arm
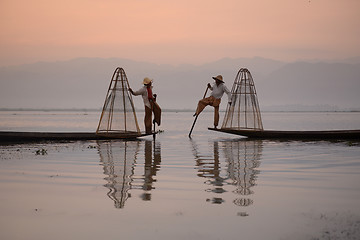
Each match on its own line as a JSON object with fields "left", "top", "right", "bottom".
{"left": 223, "top": 85, "right": 232, "bottom": 104}
{"left": 131, "top": 87, "right": 145, "bottom": 96}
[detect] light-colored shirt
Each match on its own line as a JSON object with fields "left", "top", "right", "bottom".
{"left": 132, "top": 86, "right": 153, "bottom": 108}
{"left": 210, "top": 83, "right": 232, "bottom": 102}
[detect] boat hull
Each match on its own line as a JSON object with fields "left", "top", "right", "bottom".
{"left": 0, "top": 131, "right": 155, "bottom": 142}
{"left": 208, "top": 128, "right": 360, "bottom": 140}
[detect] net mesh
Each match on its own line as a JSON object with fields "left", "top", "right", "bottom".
{"left": 221, "top": 68, "right": 263, "bottom": 130}
{"left": 96, "top": 67, "right": 140, "bottom": 136}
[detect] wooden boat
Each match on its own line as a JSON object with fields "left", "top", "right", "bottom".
{"left": 208, "top": 128, "right": 360, "bottom": 140}
{"left": 0, "top": 131, "right": 155, "bottom": 142}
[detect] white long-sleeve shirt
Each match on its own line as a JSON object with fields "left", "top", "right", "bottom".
{"left": 132, "top": 86, "right": 153, "bottom": 108}
{"left": 210, "top": 83, "right": 232, "bottom": 102}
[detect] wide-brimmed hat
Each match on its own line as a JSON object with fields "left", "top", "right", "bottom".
{"left": 143, "top": 77, "right": 152, "bottom": 85}
{"left": 212, "top": 75, "right": 224, "bottom": 82}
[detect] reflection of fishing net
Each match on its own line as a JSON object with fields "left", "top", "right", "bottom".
{"left": 222, "top": 68, "right": 263, "bottom": 130}
{"left": 223, "top": 140, "right": 262, "bottom": 199}
{"left": 96, "top": 67, "right": 140, "bottom": 137}
{"left": 98, "top": 141, "right": 140, "bottom": 209}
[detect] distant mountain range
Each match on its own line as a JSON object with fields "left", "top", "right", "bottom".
{"left": 0, "top": 57, "right": 359, "bottom": 111}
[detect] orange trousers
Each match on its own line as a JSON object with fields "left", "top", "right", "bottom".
{"left": 145, "top": 101, "right": 161, "bottom": 133}
{"left": 195, "top": 96, "right": 221, "bottom": 127}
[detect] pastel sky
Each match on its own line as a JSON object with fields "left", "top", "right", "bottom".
{"left": 1, "top": 0, "right": 359, "bottom": 66}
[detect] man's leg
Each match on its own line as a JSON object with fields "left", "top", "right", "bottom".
{"left": 152, "top": 101, "right": 161, "bottom": 126}
{"left": 214, "top": 106, "right": 219, "bottom": 128}
{"left": 212, "top": 98, "right": 221, "bottom": 128}
{"left": 195, "top": 96, "right": 213, "bottom": 116}
{"left": 145, "top": 106, "right": 152, "bottom": 133}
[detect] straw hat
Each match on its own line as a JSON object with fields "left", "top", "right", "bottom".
{"left": 212, "top": 75, "right": 224, "bottom": 82}
{"left": 143, "top": 77, "right": 152, "bottom": 85}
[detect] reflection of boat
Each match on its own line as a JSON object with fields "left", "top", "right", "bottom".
{"left": 210, "top": 68, "right": 360, "bottom": 140}
{"left": 98, "top": 140, "right": 140, "bottom": 209}
{"left": 209, "top": 128, "right": 360, "bottom": 140}
{"left": 0, "top": 131, "right": 153, "bottom": 142}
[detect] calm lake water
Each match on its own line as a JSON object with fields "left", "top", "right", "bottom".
{"left": 0, "top": 111, "right": 360, "bottom": 240}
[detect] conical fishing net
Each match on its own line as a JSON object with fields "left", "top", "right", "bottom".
{"left": 222, "top": 68, "right": 263, "bottom": 130}
{"left": 96, "top": 67, "right": 140, "bottom": 136}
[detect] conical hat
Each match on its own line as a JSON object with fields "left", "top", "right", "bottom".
{"left": 212, "top": 75, "right": 224, "bottom": 82}
{"left": 143, "top": 77, "right": 152, "bottom": 85}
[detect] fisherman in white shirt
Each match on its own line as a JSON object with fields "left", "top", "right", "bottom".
{"left": 129, "top": 77, "right": 161, "bottom": 134}
{"left": 193, "top": 75, "right": 232, "bottom": 128}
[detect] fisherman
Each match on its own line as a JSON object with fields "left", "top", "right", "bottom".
{"left": 193, "top": 75, "right": 232, "bottom": 129}
{"left": 129, "top": 77, "right": 161, "bottom": 134}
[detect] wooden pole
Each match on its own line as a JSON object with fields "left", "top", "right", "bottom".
{"left": 188, "top": 86, "right": 209, "bottom": 138}
{"left": 153, "top": 118, "right": 156, "bottom": 139}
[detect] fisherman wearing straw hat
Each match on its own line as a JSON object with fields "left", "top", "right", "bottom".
{"left": 193, "top": 75, "right": 232, "bottom": 129}
{"left": 129, "top": 77, "right": 161, "bottom": 134}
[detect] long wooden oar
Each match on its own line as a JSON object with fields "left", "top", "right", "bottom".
{"left": 188, "top": 86, "right": 209, "bottom": 138}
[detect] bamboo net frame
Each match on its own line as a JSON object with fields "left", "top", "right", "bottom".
{"left": 221, "top": 68, "right": 263, "bottom": 130}
{"left": 96, "top": 67, "right": 140, "bottom": 137}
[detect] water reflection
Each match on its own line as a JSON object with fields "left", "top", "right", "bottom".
{"left": 139, "top": 140, "right": 161, "bottom": 201}
{"left": 223, "top": 140, "right": 262, "bottom": 208}
{"left": 98, "top": 140, "right": 139, "bottom": 208}
{"left": 97, "top": 140, "right": 161, "bottom": 209}
{"left": 191, "top": 139, "right": 262, "bottom": 212}
{"left": 192, "top": 141, "right": 227, "bottom": 204}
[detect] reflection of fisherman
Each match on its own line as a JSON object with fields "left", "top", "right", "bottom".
{"left": 129, "top": 77, "right": 161, "bottom": 134}
{"left": 142, "top": 140, "right": 161, "bottom": 201}
{"left": 193, "top": 75, "right": 232, "bottom": 128}
{"left": 191, "top": 139, "right": 226, "bottom": 204}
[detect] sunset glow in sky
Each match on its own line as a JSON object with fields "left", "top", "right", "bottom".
{"left": 1, "top": 0, "right": 359, "bottom": 66}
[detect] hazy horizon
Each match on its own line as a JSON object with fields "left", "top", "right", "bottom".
{"left": 1, "top": 57, "right": 359, "bottom": 110}
{"left": 1, "top": 55, "right": 360, "bottom": 69}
